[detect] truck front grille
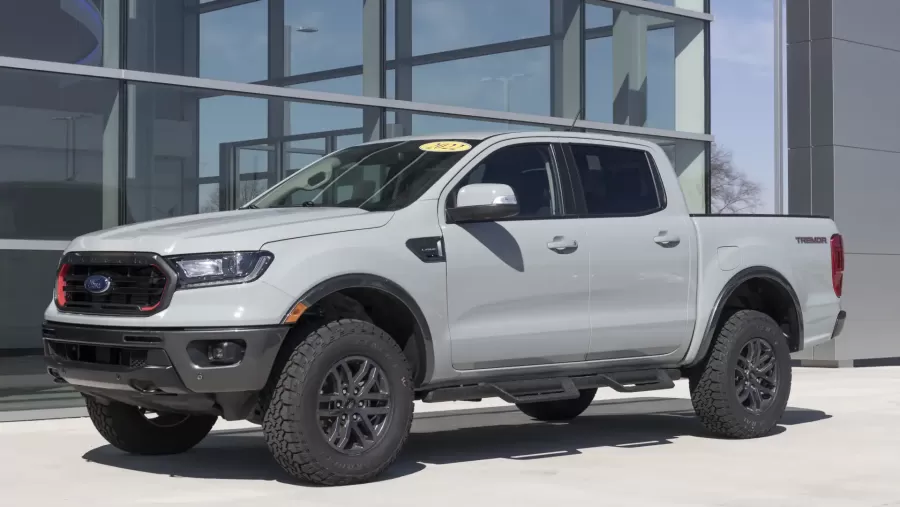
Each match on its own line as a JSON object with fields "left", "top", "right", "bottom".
{"left": 56, "top": 252, "right": 175, "bottom": 316}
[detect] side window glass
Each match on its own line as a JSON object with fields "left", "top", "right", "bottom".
{"left": 569, "top": 144, "right": 662, "bottom": 216}
{"left": 456, "top": 144, "right": 557, "bottom": 218}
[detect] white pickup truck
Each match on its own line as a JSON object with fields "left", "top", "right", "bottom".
{"left": 43, "top": 131, "right": 846, "bottom": 486}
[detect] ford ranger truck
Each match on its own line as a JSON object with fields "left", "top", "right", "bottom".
{"left": 43, "top": 131, "right": 846, "bottom": 486}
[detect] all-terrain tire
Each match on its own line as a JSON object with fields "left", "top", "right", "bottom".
{"left": 262, "top": 319, "right": 415, "bottom": 486}
{"left": 516, "top": 388, "right": 597, "bottom": 421}
{"left": 689, "top": 309, "right": 792, "bottom": 439}
{"left": 84, "top": 396, "right": 217, "bottom": 455}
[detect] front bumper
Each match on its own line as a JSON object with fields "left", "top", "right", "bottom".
{"left": 43, "top": 321, "right": 290, "bottom": 418}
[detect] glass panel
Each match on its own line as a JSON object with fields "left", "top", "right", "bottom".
{"left": 385, "top": 111, "right": 549, "bottom": 138}
{"left": 410, "top": 48, "right": 551, "bottom": 116}
{"left": 286, "top": 153, "right": 323, "bottom": 178}
{"left": 406, "top": 0, "right": 550, "bottom": 56}
{"left": 0, "top": 67, "right": 119, "bottom": 240}
{"left": 199, "top": 1, "right": 269, "bottom": 82}
{"left": 388, "top": 0, "right": 560, "bottom": 114}
{"left": 568, "top": 143, "right": 663, "bottom": 215}
{"left": 127, "top": 0, "right": 367, "bottom": 95}
{"left": 235, "top": 144, "right": 273, "bottom": 207}
{"left": 0, "top": 249, "right": 85, "bottom": 415}
{"left": 655, "top": 138, "right": 707, "bottom": 213}
{"left": 285, "top": 0, "right": 363, "bottom": 75}
{"left": 0, "top": 0, "right": 119, "bottom": 67}
{"left": 253, "top": 139, "right": 484, "bottom": 212}
{"left": 585, "top": 4, "right": 701, "bottom": 132}
{"left": 129, "top": 0, "right": 267, "bottom": 82}
{"left": 199, "top": 182, "right": 220, "bottom": 213}
{"left": 127, "top": 82, "right": 367, "bottom": 220}
{"left": 455, "top": 144, "right": 559, "bottom": 218}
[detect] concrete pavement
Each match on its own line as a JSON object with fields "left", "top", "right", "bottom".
{"left": 2, "top": 366, "right": 899, "bottom": 507}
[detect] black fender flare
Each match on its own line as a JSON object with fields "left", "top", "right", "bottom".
{"left": 685, "top": 266, "right": 804, "bottom": 369}
{"left": 289, "top": 273, "right": 434, "bottom": 386}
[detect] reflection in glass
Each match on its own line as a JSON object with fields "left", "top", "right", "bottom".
{"left": 410, "top": 48, "right": 551, "bottom": 116}
{"left": 386, "top": 111, "right": 549, "bottom": 138}
{"left": 128, "top": 0, "right": 367, "bottom": 95}
{"left": 251, "top": 139, "right": 484, "bottom": 212}
{"left": 405, "top": 0, "right": 550, "bottom": 56}
{"left": 199, "top": 0, "right": 268, "bottom": 82}
{"left": 654, "top": 137, "right": 707, "bottom": 213}
{"left": 127, "top": 82, "right": 367, "bottom": 219}
{"left": 0, "top": 0, "right": 117, "bottom": 67}
{"left": 585, "top": 4, "right": 680, "bottom": 130}
{"left": 0, "top": 250, "right": 86, "bottom": 415}
{"left": 0, "top": 67, "right": 118, "bottom": 239}
{"left": 285, "top": 0, "right": 362, "bottom": 74}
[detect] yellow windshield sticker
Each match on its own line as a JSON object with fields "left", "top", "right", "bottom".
{"left": 419, "top": 141, "right": 472, "bottom": 153}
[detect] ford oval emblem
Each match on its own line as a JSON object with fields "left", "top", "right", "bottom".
{"left": 84, "top": 274, "right": 112, "bottom": 294}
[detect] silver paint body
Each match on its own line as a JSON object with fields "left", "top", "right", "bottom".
{"left": 45, "top": 131, "right": 844, "bottom": 387}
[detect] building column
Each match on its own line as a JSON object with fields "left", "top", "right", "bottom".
{"left": 182, "top": 0, "right": 200, "bottom": 215}
{"left": 673, "top": 15, "right": 707, "bottom": 214}
{"left": 267, "top": 0, "right": 289, "bottom": 186}
{"left": 362, "top": 0, "right": 384, "bottom": 141}
{"left": 394, "top": 0, "right": 412, "bottom": 136}
{"left": 788, "top": 0, "right": 900, "bottom": 365}
{"left": 101, "top": 2, "right": 121, "bottom": 228}
{"left": 673, "top": 140, "right": 705, "bottom": 214}
{"left": 612, "top": 9, "right": 647, "bottom": 126}
{"left": 550, "top": 0, "right": 583, "bottom": 121}
{"left": 674, "top": 17, "right": 705, "bottom": 134}
{"left": 125, "top": 0, "right": 156, "bottom": 223}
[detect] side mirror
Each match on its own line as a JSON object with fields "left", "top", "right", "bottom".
{"left": 447, "top": 183, "right": 520, "bottom": 223}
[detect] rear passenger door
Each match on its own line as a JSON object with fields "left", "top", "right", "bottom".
{"left": 562, "top": 141, "right": 694, "bottom": 362}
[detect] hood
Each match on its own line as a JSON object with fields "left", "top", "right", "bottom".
{"left": 66, "top": 207, "right": 393, "bottom": 255}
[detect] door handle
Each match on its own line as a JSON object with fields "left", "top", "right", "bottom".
{"left": 547, "top": 236, "right": 578, "bottom": 252}
{"left": 654, "top": 232, "right": 681, "bottom": 248}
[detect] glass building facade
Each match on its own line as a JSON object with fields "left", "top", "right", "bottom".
{"left": 0, "top": 0, "right": 711, "bottom": 415}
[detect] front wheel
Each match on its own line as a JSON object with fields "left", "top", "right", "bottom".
{"left": 85, "top": 396, "right": 217, "bottom": 455}
{"left": 689, "top": 309, "right": 792, "bottom": 439}
{"left": 263, "top": 319, "right": 414, "bottom": 486}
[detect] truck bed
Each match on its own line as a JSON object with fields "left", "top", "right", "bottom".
{"left": 690, "top": 213, "right": 842, "bottom": 352}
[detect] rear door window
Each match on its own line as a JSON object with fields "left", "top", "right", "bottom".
{"left": 567, "top": 143, "right": 664, "bottom": 216}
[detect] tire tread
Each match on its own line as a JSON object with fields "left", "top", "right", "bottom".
{"left": 263, "top": 319, "right": 413, "bottom": 486}
{"left": 85, "top": 396, "right": 216, "bottom": 455}
{"left": 689, "top": 309, "right": 791, "bottom": 439}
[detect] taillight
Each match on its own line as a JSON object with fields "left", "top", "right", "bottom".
{"left": 831, "top": 234, "right": 844, "bottom": 297}
{"left": 55, "top": 264, "right": 70, "bottom": 306}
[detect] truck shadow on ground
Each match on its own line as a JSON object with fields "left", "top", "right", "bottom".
{"left": 81, "top": 397, "right": 831, "bottom": 485}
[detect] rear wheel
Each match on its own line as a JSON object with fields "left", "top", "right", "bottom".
{"left": 689, "top": 309, "right": 792, "bottom": 439}
{"left": 263, "top": 319, "right": 414, "bottom": 486}
{"left": 516, "top": 388, "right": 597, "bottom": 421}
{"left": 84, "top": 396, "right": 217, "bottom": 455}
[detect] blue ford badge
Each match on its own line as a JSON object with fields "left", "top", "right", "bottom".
{"left": 84, "top": 274, "right": 112, "bottom": 294}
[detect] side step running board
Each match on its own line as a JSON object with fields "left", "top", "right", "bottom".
{"left": 422, "top": 368, "right": 678, "bottom": 404}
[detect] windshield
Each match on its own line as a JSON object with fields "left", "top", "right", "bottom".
{"left": 250, "top": 139, "right": 482, "bottom": 212}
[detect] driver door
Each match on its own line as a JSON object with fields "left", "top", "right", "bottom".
{"left": 442, "top": 141, "right": 591, "bottom": 370}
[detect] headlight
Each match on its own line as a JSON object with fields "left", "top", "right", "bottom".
{"left": 169, "top": 251, "right": 274, "bottom": 288}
